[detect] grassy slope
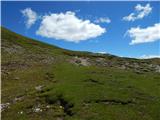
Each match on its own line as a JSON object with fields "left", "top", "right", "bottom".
{"left": 1, "top": 27, "right": 160, "bottom": 120}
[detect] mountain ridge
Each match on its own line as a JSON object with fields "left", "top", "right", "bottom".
{"left": 2, "top": 26, "right": 160, "bottom": 60}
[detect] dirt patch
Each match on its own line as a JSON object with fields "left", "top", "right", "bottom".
{"left": 58, "top": 97, "right": 74, "bottom": 116}
{"left": 45, "top": 95, "right": 74, "bottom": 116}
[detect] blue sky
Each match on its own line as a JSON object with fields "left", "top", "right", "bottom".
{"left": 2, "top": 1, "right": 160, "bottom": 58}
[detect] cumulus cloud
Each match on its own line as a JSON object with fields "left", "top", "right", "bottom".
{"left": 94, "top": 17, "right": 111, "bottom": 23}
{"left": 123, "top": 3, "right": 152, "bottom": 21}
{"left": 21, "top": 8, "right": 38, "bottom": 28}
{"left": 140, "top": 55, "right": 160, "bottom": 59}
{"left": 36, "top": 11, "right": 106, "bottom": 43}
{"left": 127, "top": 23, "right": 160, "bottom": 45}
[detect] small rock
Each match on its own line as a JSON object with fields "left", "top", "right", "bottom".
{"left": 155, "top": 65, "right": 160, "bottom": 73}
{"left": 135, "top": 70, "right": 142, "bottom": 74}
{"left": 59, "top": 106, "right": 63, "bottom": 109}
{"left": 1, "top": 103, "right": 10, "bottom": 111}
{"left": 46, "top": 105, "right": 50, "bottom": 108}
{"left": 133, "top": 63, "right": 139, "bottom": 68}
{"left": 35, "top": 85, "right": 43, "bottom": 92}
{"left": 18, "top": 111, "right": 23, "bottom": 114}
{"left": 14, "top": 77, "right": 20, "bottom": 80}
{"left": 13, "top": 96, "right": 24, "bottom": 103}
{"left": 4, "top": 71, "right": 10, "bottom": 75}
{"left": 33, "top": 107, "right": 42, "bottom": 113}
{"left": 119, "top": 65, "right": 126, "bottom": 70}
{"left": 57, "top": 117, "right": 64, "bottom": 120}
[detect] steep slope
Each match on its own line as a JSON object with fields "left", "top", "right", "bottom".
{"left": 1, "top": 27, "right": 160, "bottom": 120}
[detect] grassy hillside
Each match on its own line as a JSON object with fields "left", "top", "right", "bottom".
{"left": 1, "top": 27, "right": 160, "bottom": 120}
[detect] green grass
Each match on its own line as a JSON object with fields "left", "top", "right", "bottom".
{"left": 1, "top": 27, "right": 160, "bottom": 120}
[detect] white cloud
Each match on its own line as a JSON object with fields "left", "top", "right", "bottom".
{"left": 21, "top": 8, "right": 38, "bottom": 28}
{"left": 98, "top": 51, "right": 107, "bottom": 54}
{"left": 36, "top": 11, "right": 106, "bottom": 43}
{"left": 127, "top": 23, "right": 160, "bottom": 45}
{"left": 94, "top": 17, "right": 111, "bottom": 23}
{"left": 123, "top": 3, "right": 152, "bottom": 21}
{"left": 140, "top": 55, "right": 160, "bottom": 59}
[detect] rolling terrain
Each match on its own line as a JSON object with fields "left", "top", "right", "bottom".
{"left": 1, "top": 27, "right": 160, "bottom": 120}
